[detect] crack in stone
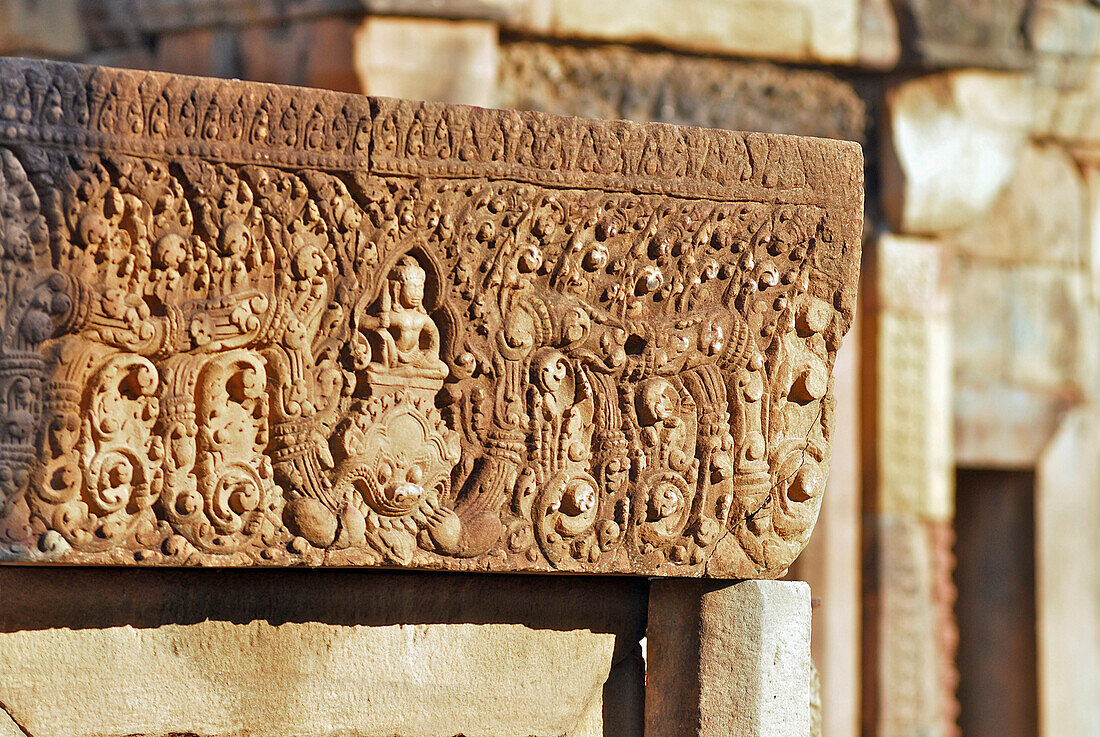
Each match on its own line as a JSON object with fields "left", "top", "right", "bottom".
{"left": 0, "top": 700, "right": 33, "bottom": 737}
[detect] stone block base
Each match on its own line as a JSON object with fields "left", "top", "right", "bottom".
{"left": 646, "top": 579, "right": 812, "bottom": 737}
{"left": 0, "top": 569, "right": 646, "bottom": 737}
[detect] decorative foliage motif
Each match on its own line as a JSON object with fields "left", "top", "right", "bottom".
{"left": 0, "top": 59, "right": 863, "bottom": 576}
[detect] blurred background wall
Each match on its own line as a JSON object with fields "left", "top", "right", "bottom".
{"left": 1, "top": 1, "right": 1097, "bottom": 735}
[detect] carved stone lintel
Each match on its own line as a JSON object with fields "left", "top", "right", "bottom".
{"left": 0, "top": 58, "right": 863, "bottom": 576}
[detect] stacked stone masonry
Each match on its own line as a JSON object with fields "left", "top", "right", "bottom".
{"left": 0, "top": 58, "right": 863, "bottom": 577}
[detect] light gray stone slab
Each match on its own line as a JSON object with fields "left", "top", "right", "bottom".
{"left": 646, "top": 579, "right": 811, "bottom": 737}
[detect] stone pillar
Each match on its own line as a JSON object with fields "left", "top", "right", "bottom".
{"left": 646, "top": 580, "right": 812, "bottom": 737}
{"left": 1036, "top": 409, "right": 1100, "bottom": 737}
{"left": 863, "top": 233, "right": 956, "bottom": 737}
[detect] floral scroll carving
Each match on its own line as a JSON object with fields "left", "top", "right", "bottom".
{"left": 0, "top": 59, "right": 863, "bottom": 577}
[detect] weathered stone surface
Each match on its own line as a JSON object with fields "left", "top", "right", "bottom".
{"left": 883, "top": 71, "right": 1033, "bottom": 235}
{"left": 790, "top": 323, "right": 861, "bottom": 737}
{"left": 0, "top": 0, "right": 87, "bottom": 56}
{"left": 1036, "top": 408, "right": 1100, "bottom": 737}
{"left": 511, "top": 0, "right": 860, "bottom": 64}
{"left": 951, "top": 255, "right": 1087, "bottom": 464}
{"left": 497, "top": 42, "right": 867, "bottom": 143}
{"left": 874, "top": 234, "right": 953, "bottom": 520}
{"left": 865, "top": 516, "right": 947, "bottom": 737}
{"left": 951, "top": 144, "right": 1086, "bottom": 266}
{"left": 1088, "top": 164, "right": 1100, "bottom": 298}
{"left": 646, "top": 579, "right": 812, "bottom": 737}
{"left": 859, "top": 0, "right": 902, "bottom": 69}
{"left": 1029, "top": 0, "right": 1100, "bottom": 59}
{"left": 0, "top": 59, "right": 863, "bottom": 576}
{"left": 1030, "top": 2, "right": 1100, "bottom": 150}
{"left": 891, "top": 0, "right": 1031, "bottom": 68}
{"left": 354, "top": 17, "right": 498, "bottom": 106}
{"left": 0, "top": 620, "right": 612, "bottom": 737}
{"left": 954, "top": 382, "right": 1074, "bottom": 467}
{"left": 0, "top": 568, "right": 646, "bottom": 737}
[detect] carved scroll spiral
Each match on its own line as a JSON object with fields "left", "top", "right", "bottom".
{"left": 0, "top": 60, "right": 861, "bottom": 576}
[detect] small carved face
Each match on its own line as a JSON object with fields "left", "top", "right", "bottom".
{"left": 637, "top": 377, "right": 679, "bottom": 426}
{"left": 401, "top": 274, "right": 425, "bottom": 308}
{"left": 392, "top": 259, "right": 427, "bottom": 309}
{"left": 647, "top": 481, "right": 684, "bottom": 521}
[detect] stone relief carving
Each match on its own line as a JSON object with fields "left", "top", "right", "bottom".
{"left": 0, "top": 59, "right": 863, "bottom": 576}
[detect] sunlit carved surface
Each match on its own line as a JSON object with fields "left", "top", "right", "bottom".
{"left": 0, "top": 59, "right": 863, "bottom": 576}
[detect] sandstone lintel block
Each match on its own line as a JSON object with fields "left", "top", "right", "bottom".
{"left": 0, "top": 58, "right": 863, "bottom": 576}
{"left": 646, "top": 579, "right": 812, "bottom": 737}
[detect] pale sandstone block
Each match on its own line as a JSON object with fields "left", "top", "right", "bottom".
{"left": 874, "top": 235, "right": 953, "bottom": 520}
{"left": 1005, "top": 265, "right": 1087, "bottom": 391}
{"left": 646, "top": 579, "right": 811, "bottom": 737}
{"left": 1033, "top": 55, "right": 1100, "bottom": 145}
{"left": 951, "top": 256, "right": 1089, "bottom": 465}
{"left": 353, "top": 17, "right": 498, "bottom": 106}
{"left": 0, "top": 708, "right": 21, "bottom": 737}
{"left": 1089, "top": 165, "right": 1100, "bottom": 299}
{"left": 952, "top": 144, "right": 1086, "bottom": 266}
{"left": 0, "top": 569, "right": 647, "bottom": 737}
{"left": 883, "top": 71, "right": 1034, "bottom": 235}
{"left": 0, "top": 0, "right": 86, "bottom": 56}
{"left": 954, "top": 382, "right": 1073, "bottom": 467}
{"left": 858, "top": 0, "right": 901, "bottom": 69}
{"left": 1029, "top": 0, "right": 1100, "bottom": 58}
{"left": 889, "top": 0, "right": 1030, "bottom": 68}
{"left": 1036, "top": 408, "right": 1100, "bottom": 737}
{"left": 0, "top": 620, "right": 615, "bottom": 737}
{"left": 871, "top": 516, "right": 944, "bottom": 737}
{"left": 539, "top": 0, "right": 860, "bottom": 64}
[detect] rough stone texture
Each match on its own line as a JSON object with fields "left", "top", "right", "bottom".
{"left": 790, "top": 321, "right": 862, "bottom": 737}
{"left": 1089, "top": 164, "right": 1100, "bottom": 299}
{"left": 891, "top": 0, "right": 1032, "bottom": 68}
{"left": 0, "top": 59, "right": 863, "bottom": 577}
{"left": 952, "top": 257, "right": 1086, "bottom": 466}
{"left": 510, "top": 0, "right": 860, "bottom": 65}
{"left": 0, "top": 568, "right": 647, "bottom": 737}
{"left": 1036, "top": 408, "right": 1100, "bottom": 737}
{"left": 646, "top": 579, "right": 812, "bottom": 737}
{"left": 0, "top": 620, "right": 611, "bottom": 737}
{"left": 859, "top": 0, "right": 902, "bottom": 69}
{"left": 864, "top": 517, "right": 952, "bottom": 737}
{"left": 874, "top": 234, "right": 953, "bottom": 520}
{"left": 0, "top": 0, "right": 87, "bottom": 56}
{"left": 497, "top": 42, "right": 867, "bottom": 144}
{"left": 1029, "top": 0, "right": 1100, "bottom": 130}
{"left": 354, "top": 17, "right": 498, "bottom": 106}
{"left": 952, "top": 144, "right": 1086, "bottom": 267}
{"left": 1029, "top": 0, "right": 1100, "bottom": 59}
{"left": 882, "top": 71, "right": 1034, "bottom": 235}
{"left": 863, "top": 232, "right": 957, "bottom": 737}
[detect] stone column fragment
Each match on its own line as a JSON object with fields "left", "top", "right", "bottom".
{"left": 646, "top": 579, "right": 812, "bottom": 737}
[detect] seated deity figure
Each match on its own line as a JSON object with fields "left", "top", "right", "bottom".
{"left": 362, "top": 256, "right": 449, "bottom": 390}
